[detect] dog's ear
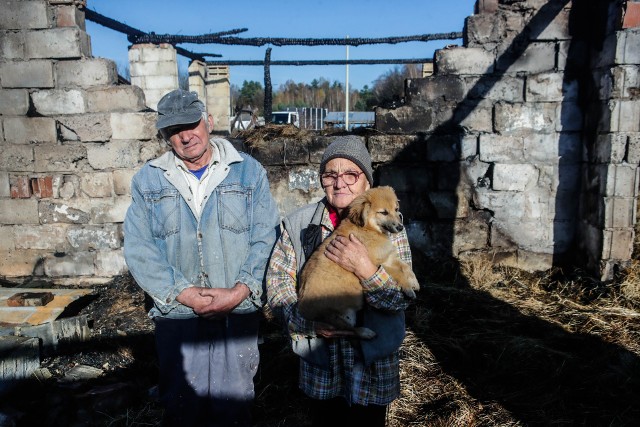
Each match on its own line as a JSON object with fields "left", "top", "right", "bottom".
{"left": 347, "top": 193, "right": 369, "bottom": 227}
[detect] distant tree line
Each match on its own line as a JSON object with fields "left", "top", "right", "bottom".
{"left": 117, "top": 62, "right": 423, "bottom": 115}
{"left": 232, "top": 64, "right": 422, "bottom": 114}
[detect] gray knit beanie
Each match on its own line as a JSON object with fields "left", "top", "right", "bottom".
{"left": 320, "top": 136, "right": 373, "bottom": 186}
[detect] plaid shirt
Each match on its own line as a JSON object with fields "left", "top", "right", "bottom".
{"left": 266, "top": 207, "right": 413, "bottom": 405}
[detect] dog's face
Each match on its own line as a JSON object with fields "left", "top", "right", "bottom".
{"left": 346, "top": 186, "right": 403, "bottom": 234}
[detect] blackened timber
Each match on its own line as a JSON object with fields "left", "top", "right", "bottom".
{"left": 205, "top": 58, "right": 434, "bottom": 66}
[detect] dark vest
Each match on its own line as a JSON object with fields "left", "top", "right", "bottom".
{"left": 283, "top": 199, "right": 406, "bottom": 367}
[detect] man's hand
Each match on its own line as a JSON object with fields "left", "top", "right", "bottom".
{"left": 176, "top": 283, "right": 251, "bottom": 318}
{"left": 324, "top": 233, "right": 378, "bottom": 280}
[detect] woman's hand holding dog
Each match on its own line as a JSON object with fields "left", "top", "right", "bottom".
{"left": 325, "top": 234, "right": 378, "bottom": 281}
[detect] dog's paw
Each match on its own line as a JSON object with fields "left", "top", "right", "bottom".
{"left": 355, "top": 327, "right": 377, "bottom": 339}
{"left": 401, "top": 287, "right": 417, "bottom": 299}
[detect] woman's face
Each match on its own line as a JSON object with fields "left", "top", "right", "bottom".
{"left": 322, "top": 158, "right": 370, "bottom": 214}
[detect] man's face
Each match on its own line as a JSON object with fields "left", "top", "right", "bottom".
{"left": 322, "top": 157, "right": 370, "bottom": 214}
{"left": 162, "top": 114, "right": 213, "bottom": 169}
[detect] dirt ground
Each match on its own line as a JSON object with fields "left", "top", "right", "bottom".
{"left": 1, "top": 258, "right": 639, "bottom": 426}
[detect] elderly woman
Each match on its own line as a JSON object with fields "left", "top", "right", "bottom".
{"left": 266, "top": 136, "right": 415, "bottom": 427}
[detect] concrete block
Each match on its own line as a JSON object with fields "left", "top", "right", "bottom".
{"left": 0, "top": 336, "right": 40, "bottom": 392}
{"left": 479, "top": 134, "right": 524, "bottom": 163}
{"left": 610, "top": 100, "right": 640, "bottom": 132}
{"left": 134, "top": 75, "right": 180, "bottom": 90}
{"left": 0, "top": 89, "right": 29, "bottom": 115}
{"left": 628, "top": 133, "right": 640, "bottom": 164}
{"left": 610, "top": 65, "right": 640, "bottom": 99}
{"left": 39, "top": 201, "right": 90, "bottom": 224}
{"left": 603, "top": 164, "right": 639, "bottom": 197}
{"left": 405, "top": 75, "right": 466, "bottom": 103}
{"left": 494, "top": 102, "right": 557, "bottom": 134}
{"left": 129, "top": 43, "right": 177, "bottom": 63}
{"left": 428, "top": 191, "right": 469, "bottom": 219}
{"left": 0, "top": 59, "right": 54, "bottom": 88}
{"left": 86, "top": 140, "right": 141, "bottom": 169}
{"left": 472, "top": 189, "right": 526, "bottom": 220}
{"left": 465, "top": 14, "right": 504, "bottom": 49}
{"left": 55, "top": 58, "right": 117, "bottom": 88}
{"left": 14, "top": 224, "right": 68, "bottom": 250}
{"left": 0, "top": 145, "right": 34, "bottom": 172}
{"left": 56, "top": 113, "right": 111, "bottom": 142}
{"left": 25, "top": 28, "right": 91, "bottom": 59}
{"left": 129, "top": 60, "right": 179, "bottom": 78}
{"left": 453, "top": 104, "right": 493, "bottom": 133}
{"left": 53, "top": 4, "right": 85, "bottom": 29}
{"left": 67, "top": 224, "right": 120, "bottom": 250}
{"left": 368, "top": 134, "right": 425, "bottom": 163}
{"left": 95, "top": 249, "right": 127, "bottom": 276}
{"left": 530, "top": 7, "right": 571, "bottom": 40}
{"left": 0, "top": 249, "right": 43, "bottom": 277}
{"left": 464, "top": 76, "right": 525, "bottom": 102}
{"left": 32, "top": 89, "right": 87, "bottom": 115}
{"left": 0, "top": 30, "right": 25, "bottom": 59}
{"left": 435, "top": 47, "right": 495, "bottom": 75}
{"left": 603, "top": 197, "right": 636, "bottom": 228}
{"left": 44, "top": 251, "right": 95, "bottom": 277}
{"left": 497, "top": 42, "right": 556, "bottom": 74}
{"left": 593, "top": 133, "right": 627, "bottom": 164}
{"left": 615, "top": 27, "right": 640, "bottom": 64}
{"left": 426, "top": 134, "right": 467, "bottom": 162}
{"left": 602, "top": 228, "right": 634, "bottom": 260}
{"left": 0, "top": 172, "right": 9, "bottom": 197}
{"left": 492, "top": 218, "right": 554, "bottom": 253}
{"left": 85, "top": 85, "right": 146, "bottom": 113}
{"left": 523, "top": 132, "right": 582, "bottom": 164}
{"left": 3, "top": 117, "right": 57, "bottom": 144}
{"left": 110, "top": 112, "right": 157, "bottom": 140}
{"left": 493, "top": 163, "right": 538, "bottom": 191}
{"left": 0, "top": 226, "right": 15, "bottom": 251}
{"left": 34, "top": 144, "right": 87, "bottom": 172}
{"left": 91, "top": 196, "right": 132, "bottom": 223}
{"left": 377, "top": 165, "right": 433, "bottom": 193}
{"left": 526, "top": 72, "right": 578, "bottom": 102}
{"left": 79, "top": 172, "right": 113, "bottom": 197}
{"left": 0, "top": 199, "right": 39, "bottom": 224}
{"left": 0, "top": 0, "right": 49, "bottom": 30}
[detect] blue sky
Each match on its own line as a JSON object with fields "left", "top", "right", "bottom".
{"left": 86, "top": 0, "right": 476, "bottom": 91}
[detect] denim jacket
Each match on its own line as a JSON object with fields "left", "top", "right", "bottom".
{"left": 124, "top": 137, "right": 280, "bottom": 319}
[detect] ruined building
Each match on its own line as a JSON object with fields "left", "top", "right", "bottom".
{"left": 0, "top": 0, "right": 639, "bottom": 287}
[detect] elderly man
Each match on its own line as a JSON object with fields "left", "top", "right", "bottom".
{"left": 124, "top": 89, "right": 280, "bottom": 427}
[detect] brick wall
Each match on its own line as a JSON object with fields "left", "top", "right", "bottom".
{"left": 0, "top": 0, "right": 166, "bottom": 285}
{"left": 1, "top": 0, "right": 638, "bottom": 284}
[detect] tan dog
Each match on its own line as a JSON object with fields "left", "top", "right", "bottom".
{"left": 298, "top": 186, "right": 420, "bottom": 339}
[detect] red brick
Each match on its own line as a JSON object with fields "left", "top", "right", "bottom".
{"left": 623, "top": 2, "right": 640, "bottom": 28}
{"left": 10, "top": 176, "right": 31, "bottom": 199}
{"left": 31, "top": 176, "right": 54, "bottom": 198}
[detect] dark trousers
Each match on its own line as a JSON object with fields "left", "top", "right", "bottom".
{"left": 154, "top": 314, "right": 260, "bottom": 427}
{"left": 309, "top": 397, "right": 387, "bottom": 427}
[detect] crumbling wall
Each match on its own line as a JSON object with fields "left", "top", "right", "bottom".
{"left": 0, "top": 0, "right": 166, "bottom": 285}
{"left": 2, "top": 0, "right": 639, "bottom": 285}
{"left": 370, "top": 0, "right": 640, "bottom": 279}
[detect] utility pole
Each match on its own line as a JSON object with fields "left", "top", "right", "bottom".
{"left": 345, "top": 35, "right": 350, "bottom": 132}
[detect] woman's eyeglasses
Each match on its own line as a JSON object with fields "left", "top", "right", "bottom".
{"left": 320, "top": 171, "right": 364, "bottom": 186}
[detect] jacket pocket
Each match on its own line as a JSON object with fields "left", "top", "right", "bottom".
{"left": 146, "top": 188, "right": 181, "bottom": 238}
{"left": 218, "top": 185, "right": 250, "bottom": 233}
